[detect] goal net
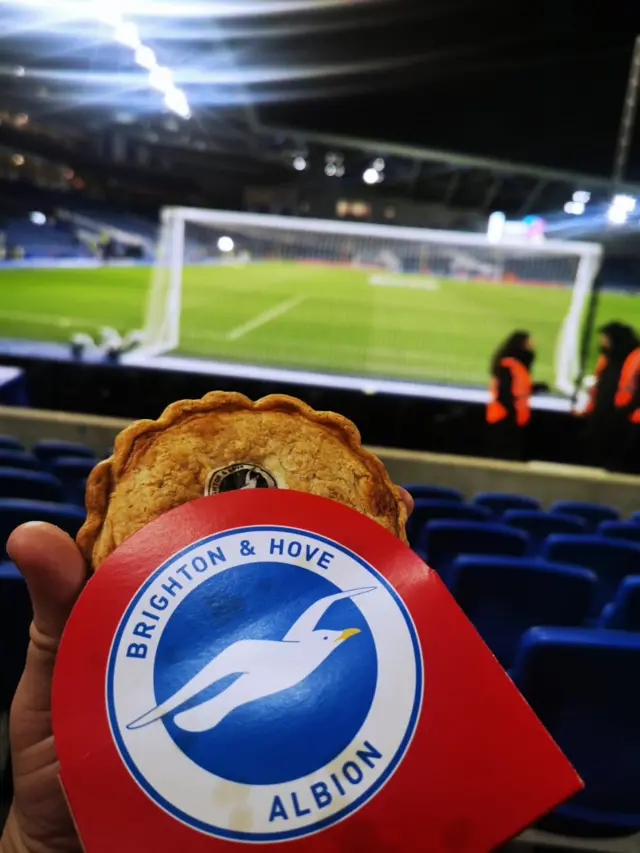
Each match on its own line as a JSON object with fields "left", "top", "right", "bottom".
{"left": 142, "top": 207, "right": 602, "bottom": 393}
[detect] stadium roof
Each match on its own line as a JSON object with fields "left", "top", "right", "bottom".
{"left": 0, "top": 0, "right": 638, "bottom": 222}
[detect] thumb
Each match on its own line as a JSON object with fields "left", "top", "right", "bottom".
{"left": 7, "top": 522, "right": 87, "bottom": 645}
{"left": 7, "top": 522, "right": 87, "bottom": 724}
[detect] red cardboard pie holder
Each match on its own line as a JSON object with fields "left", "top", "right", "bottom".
{"left": 52, "top": 490, "right": 581, "bottom": 853}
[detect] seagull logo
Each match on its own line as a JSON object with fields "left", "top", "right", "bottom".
{"left": 126, "top": 586, "right": 376, "bottom": 734}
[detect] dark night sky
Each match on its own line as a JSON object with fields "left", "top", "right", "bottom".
{"left": 259, "top": 0, "right": 640, "bottom": 178}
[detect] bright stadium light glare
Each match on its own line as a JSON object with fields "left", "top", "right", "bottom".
{"left": 363, "top": 167, "right": 379, "bottom": 185}
{"left": 13, "top": 66, "right": 25, "bottom": 77}
{"left": 150, "top": 65, "right": 174, "bottom": 93}
{"left": 293, "top": 155, "right": 307, "bottom": 171}
{"left": 164, "top": 87, "right": 191, "bottom": 119}
{"left": 114, "top": 21, "right": 140, "bottom": 49}
{"left": 612, "top": 194, "right": 636, "bottom": 214}
{"left": 573, "top": 190, "right": 590, "bottom": 204}
{"left": 564, "top": 201, "right": 585, "bottom": 215}
{"left": 607, "top": 205, "right": 628, "bottom": 225}
{"left": 335, "top": 164, "right": 345, "bottom": 177}
{"left": 217, "top": 236, "right": 234, "bottom": 253}
{"left": 487, "top": 210, "right": 505, "bottom": 243}
{"left": 135, "top": 45, "right": 157, "bottom": 70}
{"left": 325, "top": 163, "right": 337, "bottom": 177}
{"left": 372, "top": 157, "right": 385, "bottom": 171}
{"left": 30, "top": 211, "right": 46, "bottom": 226}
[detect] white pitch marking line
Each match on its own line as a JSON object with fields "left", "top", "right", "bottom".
{"left": 225, "top": 295, "right": 305, "bottom": 341}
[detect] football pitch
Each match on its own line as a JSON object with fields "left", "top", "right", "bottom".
{"left": 0, "top": 261, "right": 636, "bottom": 387}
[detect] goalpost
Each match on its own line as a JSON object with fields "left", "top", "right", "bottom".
{"left": 142, "top": 207, "right": 603, "bottom": 394}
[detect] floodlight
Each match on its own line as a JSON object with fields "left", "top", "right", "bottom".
{"left": 150, "top": 66, "right": 174, "bottom": 93}
{"left": 573, "top": 190, "right": 590, "bottom": 204}
{"left": 11, "top": 154, "right": 24, "bottom": 166}
{"left": 135, "top": 45, "right": 157, "bottom": 70}
{"left": 372, "top": 157, "right": 385, "bottom": 171}
{"left": 564, "top": 201, "right": 585, "bottom": 215}
{"left": 293, "top": 156, "right": 307, "bottom": 171}
{"left": 217, "top": 236, "right": 234, "bottom": 253}
{"left": 13, "top": 66, "right": 25, "bottom": 77}
{"left": 164, "top": 87, "right": 191, "bottom": 119}
{"left": 114, "top": 22, "right": 140, "bottom": 49}
{"left": 363, "top": 168, "right": 380, "bottom": 185}
{"left": 30, "top": 212, "right": 46, "bottom": 226}
{"left": 612, "top": 194, "right": 636, "bottom": 214}
{"left": 487, "top": 211, "right": 505, "bottom": 243}
{"left": 335, "top": 164, "right": 345, "bottom": 177}
{"left": 325, "top": 163, "right": 337, "bottom": 177}
{"left": 607, "top": 205, "right": 628, "bottom": 225}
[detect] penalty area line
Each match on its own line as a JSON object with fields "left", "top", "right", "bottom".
{"left": 226, "top": 295, "right": 305, "bottom": 341}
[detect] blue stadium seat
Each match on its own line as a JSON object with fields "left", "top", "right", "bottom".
{"left": 402, "top": 484, "right": 464, "bottom": 503}
{"left": 421, "top": 521, "right": 528, "bottom": 586}
{"left": 33, "top": 440, "right": 95, "bottom": 466}
{"left": 598, "top": 577, "right": 640, "bottom": 631}
{"left": 542, "top": 535, "right": 640, "bottom": 615}
{"left": 0, "top": 560, "right": 31, "bottom": 712}
{"left": 598, "top": 521, "right": 640, "bottom": 545}
{"left": 472, "top": 492, "right": 540, "bottom": 517}
{"left": 0, "top": 450, "right": 41, "bottom": 472}
{"left": 410, "top": 500, "right": 491, "bottom": 552}
{"left": 0, "top": 499, "right": 86, "bottom": 559}
{"left": 550, "top": 500, "right": 620, "bottom": 532}
{"left": 630, "top": 511, "right": 640, "bottom": 526}
{"left": 512, "top": 627, "right": 640, "bottom": 836}
{"left": 0, "top": 467, "right": 64, "bottom": 503}
{"left": 503, "top": 510, "right": 587, "bottom": 556}
{"left": 0, "top": 436, "right": 23, "bottom": 451}
{"left": 449, "top": 557, "right": 596, "bottom": 668}
{"left": 51, "top": 457, "right": 95, "bottom": 506}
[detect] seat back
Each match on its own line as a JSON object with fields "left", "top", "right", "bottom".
{"left": 0, "top": 450, "right": 41, "bottom": 471}
{"left": 542, "top": 535, "right": 640, "bottom": 614}
{"left": 411, "top": 500, "right": 491, "bottom": 551}
{"left": 449, "top": 557, "right": 595, "bottom": 668}
{"left": 473, "top": 492, "right": 540, "bottom": 517}
{"left": 0, "top": 499, "right": 86, "bottom": 559}
{"left": 51, "top": 457, "right": 95, "bottom": 505}
{"left": 0, "top": 467, "right": 64, "bottom": 503}
{"left": 422, "top": 521, "right": 528, "bottom": 585}
{"left": 511, "top": 627, "right": 640, "bottom": 830}
{"left": 0, "top": 436, "right": 23, "bottom": 451}
{"left": 33, "top": 440, "right": 95, "bottom": 465}
{"left": 402, "top": 484, "right": 464, "bottom": 503}
{"left": 504, "top": 510, "right": 587, "bottom": 556}
{"left": 598, "top": 577, "right": 640, "bottom": 631}
{"left": 598, "top": 521, "right": 640, "bottom": 545}
{"left": 551, "top": 501, "right": 619, "bottom": 532}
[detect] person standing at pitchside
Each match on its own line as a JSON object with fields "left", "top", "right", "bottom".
{"left": 486, "top": 330, "right": 547, "bottom": 461}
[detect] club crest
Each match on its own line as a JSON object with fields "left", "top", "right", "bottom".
{"left": 106, "top": 525, "right": 422, "bottom": 842}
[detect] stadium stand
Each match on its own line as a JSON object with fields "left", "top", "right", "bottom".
{"left": 0, "top": 436, "right": 23, "bottom": 451}
{"left": 542, "top": 535, "right": 640, "bottom": 616}
{"left": 33, "top": 439, "right": 96, "bottom": 466}
{"left": 598, "top": 577, "right": 640, "bottom": 631}
{"left": 51, "top": 457, "right": 95, "bottom": 506}
{"left": 0, "top": 499, "right": 85, "bottom": 560}
{"left": 449, "top": 557, "right": 596, "bottom": 668}
{"left": 598, "top": 520, "right": 640, "bottom": 544}
{"left": 512, "top": 627, "right": 640, "bottom": 837}
{"left": 0, "top": 450, "right": 41, "bottom": 471}
{"left": 503, "top": 509, "right": 587, "bottom": 556}
{"left": 408, "top": 499, "right": 491, "bottom": 551}
{"left": 402, "top": 483, "right": 464, "bottom": 503}
{"left": 420, "top": 520, "right": 528, "bottom": 586}
{"left": 550, "top": 500, "right": 621, "bottom": 531}
{"left": 0, "top": 468, "right": 64, "bottom": 503}
{"left": 472, "top": 491, "right": 541, "bottom": 517}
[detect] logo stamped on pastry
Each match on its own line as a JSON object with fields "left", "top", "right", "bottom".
{"left": 205, "top": 463, "right": 277, "bottom": 495}
{"left": 106, "top": 526, "right": 422, "bottom": 842}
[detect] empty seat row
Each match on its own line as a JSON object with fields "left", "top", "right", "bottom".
{"left": 0, "top": 436, "right": 96, "bottom": 461}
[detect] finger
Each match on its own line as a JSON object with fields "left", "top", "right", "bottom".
{"left": 397, "top": 487, "right": 414, "bottom": 517}
{"left": 7, "top": 522, "right": 87, "bottom": 645}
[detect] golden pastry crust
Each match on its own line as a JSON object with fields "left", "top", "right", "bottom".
{"left": 77, "top": 392, "right": 407, "bottom": 569}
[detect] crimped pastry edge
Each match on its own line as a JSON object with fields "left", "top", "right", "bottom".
{"left": 77, "top": 391, "right": 408, "bottom": 568}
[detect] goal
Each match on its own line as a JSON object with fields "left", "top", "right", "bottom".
{"left": 142, "top": 207, "right": 603, "bottom": 393}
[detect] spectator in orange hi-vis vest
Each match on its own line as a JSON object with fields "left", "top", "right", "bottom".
{"left": 582, "top": 322, "right": 639, "bottom": 469}
{"left": 486, "top": 330, "right": 548, "bottom": 461}
{"left": 611, "top": 326, "right": 640, "bottom": 473}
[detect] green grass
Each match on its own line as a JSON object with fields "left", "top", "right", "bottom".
{"left": 0, "top": 262, "right": 636, "bottom": 386}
